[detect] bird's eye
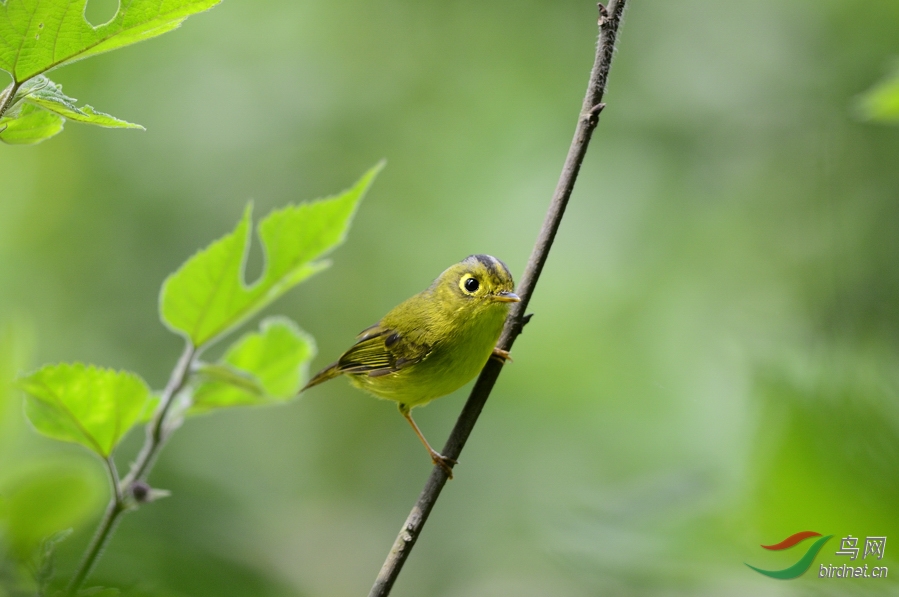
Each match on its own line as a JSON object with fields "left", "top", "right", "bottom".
{"left": 463, "top": 276, "right": 480, "bottom": 293}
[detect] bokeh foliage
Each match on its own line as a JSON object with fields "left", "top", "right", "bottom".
{"left": 857, "top": 63, "right": 899, "bottom": 124}
{"left": 1, "top": 0, "right": 898, "bottom": 596}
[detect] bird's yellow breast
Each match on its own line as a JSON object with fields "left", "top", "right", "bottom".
{"left": 348, "top": 302, "right": 508, "bottom": 407}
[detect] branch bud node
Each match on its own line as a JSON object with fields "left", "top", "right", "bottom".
{"left": 130, "top": 481, "right": 171, "bottom": 504}
{"left": 598, "top": 3, "right": 609, "bottom": 25}
{"left": 131, "top": 481, "right": 150, "bottom": 502}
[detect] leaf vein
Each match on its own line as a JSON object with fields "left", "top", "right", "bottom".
{"left": 32, "top": 375, "right": 106, "bottom": 455}
{"left": 11, "top": 0, "right": 39, "bottom": 81}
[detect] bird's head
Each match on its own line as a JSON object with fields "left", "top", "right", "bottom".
{"left": 432, "top": 254, "right": 519, "bottom": 311}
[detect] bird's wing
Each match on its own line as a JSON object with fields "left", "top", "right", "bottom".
{"left": 302, "top": 322, "right": 432, "bottom": 391}
{"left": 336, "top": 323, "right": 431, "bottom": 377}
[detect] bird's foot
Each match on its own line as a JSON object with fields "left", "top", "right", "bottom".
{"left": 491, "top": 347, "right": 513, "bottom": 363}
{"left": 429, "top": 450, "right": 457, "bottom": 479}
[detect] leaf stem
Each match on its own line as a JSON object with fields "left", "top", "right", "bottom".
{"left": 66, "top": 341, "right": 196, "bottom": 595}
{"left": 104, "top": 456, "right": 122, "bottom": 504}
{"left": 0, "top": 80, "right": 21, "bottom": 121}
{"left": 367, "top": 2, "right": 628, "bottom": 595}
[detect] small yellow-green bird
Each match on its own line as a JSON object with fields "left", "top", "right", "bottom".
{"left": 303, "top": 254, "right": 519, "bottom": 477}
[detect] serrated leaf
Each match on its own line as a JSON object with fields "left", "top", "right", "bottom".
{"left": 191, "top": 316, "right": 315, "bottom": 414}
{"left": 856, "top": 66, "right": 899, "bottom": 124}
{"left": 160, "top": 163, "right": 383, "bottom": 348}
{"left": 23, "top": 75, "right": 143, "bottom": 128}
{"left": 18, "top": 363, "right": 152, "bottom": 457}
{"left": 0, "top": 0, "right": 222, "bottom": 84}
{"left": 0, "top": 101, "right": 63, "bottom": 144}
{"left": 0, "top": 75, "right": 141, "bottom": 143}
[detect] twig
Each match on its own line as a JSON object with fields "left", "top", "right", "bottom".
{"left": 66, "top": 496, "right": 124, "bottom": 596}
{"left": 121, "top": 342, "right": 197, "bottom": 486}
{"left": 368, "top": 2, "right": 628, "bottom": 595}
{"left": 66, "top": 342, "right": 196, "bottom": 595}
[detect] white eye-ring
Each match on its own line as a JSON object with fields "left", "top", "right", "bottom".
{"left": 461, "top": 275, "right": 480, "bottom": 294}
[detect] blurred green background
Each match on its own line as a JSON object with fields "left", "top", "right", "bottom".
{"left": 2, "top": 0, "right": 899, "bottom": 595}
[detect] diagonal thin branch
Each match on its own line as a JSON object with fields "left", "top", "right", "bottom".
{"left": 66, "top": 342, "right": 196, "bottom": 596}
{"left": 368, "top": 2, "right": 628, "bottom": 595}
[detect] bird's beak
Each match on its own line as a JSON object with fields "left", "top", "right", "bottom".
{"left": 492, "top": 291, "right": 520, "bottom": 303}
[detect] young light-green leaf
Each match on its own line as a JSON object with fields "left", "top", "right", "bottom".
{"left": 18, "top": 363, "right": 152, "bottom": 457}
{"left": 0, "top": 0, "right": 222, "bottom": 84}
{"left": 0, "top": 75, "right": 142, "bottom": 143}
{"left": 23, "top": 75, "right": 143, "bottom": 128}
{"left": 0, "top": 101, "right": 63, "bottom": 143}
{"left": 160, "top": 162, "right": 383, "bottom": 348}
{"left": 191, "top": 316, "right": 315, "bottom": 414}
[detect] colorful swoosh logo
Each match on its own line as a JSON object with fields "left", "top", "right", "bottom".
{"left": 746, "top": 531, "right": 833, "bottom": 579}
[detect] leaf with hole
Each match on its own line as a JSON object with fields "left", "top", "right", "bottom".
{"left": 0, "top": 0, "right": 222, "bottom": 84}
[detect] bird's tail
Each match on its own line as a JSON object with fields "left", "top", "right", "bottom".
{"left": 301, "top": 362, "right": 342, "bottom": 392}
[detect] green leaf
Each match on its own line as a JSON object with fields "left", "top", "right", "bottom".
{"left": 856, "top": 66, "right": 899, "bottom": 124}
{"left": 0, "top": 101, "right": 63, "bottom": 144}
{"left": 0, "top": 0, "right": 222, "bottom": 84}
{"left": 0, "top": 75, "right": 141, "bottom": 143}
{"left": 23, "top": 75, "right": 143, "bottom": 128}
{"left": 160, "top": 162, "right": 383, "bottom": 348}
{"left": 18, "top": 363, "right": 152, "bottom": 457}
{"left": 191, "top": 316, "right": 315, "bottom": 414}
